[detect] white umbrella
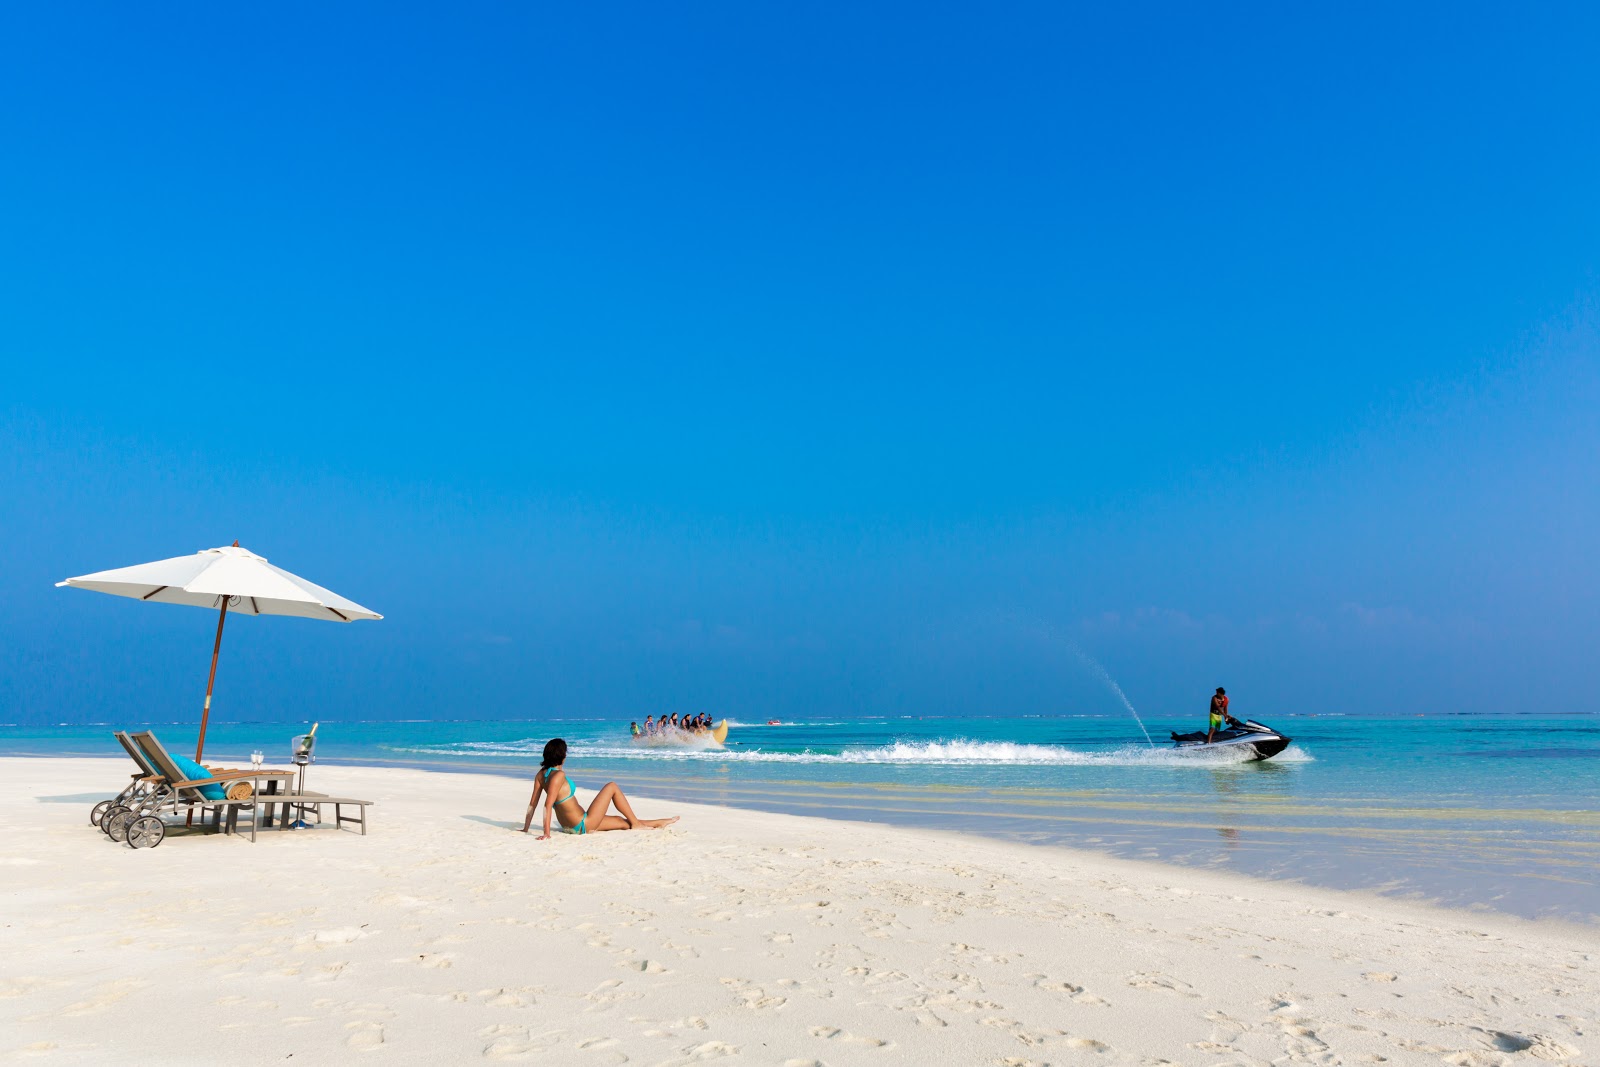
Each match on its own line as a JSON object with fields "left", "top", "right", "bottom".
{"left": 58, "top": 542, "right": 381, "bottom": 761}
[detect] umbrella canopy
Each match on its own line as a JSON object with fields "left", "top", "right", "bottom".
{"left": 57, "top": 543, "right": 381, "bottom": 762}
{"left": 57, "top": 544, "right": 382, "bottom": 622}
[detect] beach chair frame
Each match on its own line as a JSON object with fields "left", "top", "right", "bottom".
{"left": 91, "top": 731, "right": 167, "bottom": 829}
{"left": 113, "top": 732, "right": 279, "bottom": 847}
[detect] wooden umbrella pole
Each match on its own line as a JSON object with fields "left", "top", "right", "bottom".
{"left": 186, "top": 596, "right": 230, "bottom": 830}
{"left": 195, "top": 597, "right": 230, "bottom": 763}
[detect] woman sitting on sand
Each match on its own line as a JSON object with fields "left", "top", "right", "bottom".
{"left": 522, "top": 738, "right": 679, "bottom": 839}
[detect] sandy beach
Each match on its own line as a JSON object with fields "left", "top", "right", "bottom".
{"left": 3, "top": 758, "right": 1596, "bottom": 1066}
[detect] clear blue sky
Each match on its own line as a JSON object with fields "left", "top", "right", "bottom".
{"left": 4, "top": 3, "right": 1598, "bottom": 726}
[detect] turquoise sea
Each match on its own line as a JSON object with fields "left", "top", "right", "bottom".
{"left": 6, "top": 712, "right": 1597, "bottom": 922}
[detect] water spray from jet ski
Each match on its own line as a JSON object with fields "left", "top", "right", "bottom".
{"left": 1067, "top": 643, "right": 1155, "bottom": 748}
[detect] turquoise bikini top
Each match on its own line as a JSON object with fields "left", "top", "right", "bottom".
{"left": 542, "top": 765, "right": 576, "bottom": 804}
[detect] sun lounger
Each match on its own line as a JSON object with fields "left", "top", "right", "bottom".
{"left": 90, "top": 731, "right": 167, "bottom": 829}
{"left": 114, "top": 731, "right": 372, "bottom": 846}
{"left": 112, "top": 731, "right": 293, "bottom": 847}
{"left": 259, "top": 793, "right": 373, "bottom": 836}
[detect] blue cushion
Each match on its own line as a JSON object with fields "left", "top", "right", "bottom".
{"left": 168, "top": 751, "right": 226, "bottom": 800}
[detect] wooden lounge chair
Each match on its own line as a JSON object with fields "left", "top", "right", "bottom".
{"left": 116, "top": 731, "right": 291, "bottom": 847}
{"left": 261, "top": 790, "right": 374, "bottom": 836}
{"left": 91, "top": 731, "right": 167, "bottom": 830}
{"left": 123, "top": 731, "right": 371, "bottom": 846}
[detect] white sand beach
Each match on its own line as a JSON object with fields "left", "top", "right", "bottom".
{"left": 3, "top": 757, "right": 1596, "bottom": 1066}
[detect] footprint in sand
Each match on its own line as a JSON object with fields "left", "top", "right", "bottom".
{"left": 1472, "top": 1030, "right": 1579, "bottom": 1059}
{"left": 1264, "top": 996, "right": 1330, "bottom": 1058}
{"left": 842, "top": 966, "right": 908, "bottom": 987}
{"left": 0, "top": 976, "right": 67, "bottom": 1000}
{"left": 574, "top": 1036, "right": 626, "bottom": 1064}
{"left": 1065, "top": 1037, "right": 1111, "bottom": 1052}
{"left": 584, "top": 978, "right": 643, "bottom": 1010}
{"left": 809, "top": 1025, "right": 891, "bottom": 1048}
{"left": 345, "top": 1021, "right": 385, "bottom": 1051}
{"left": 59, "top": 978, "right": 149, "bottom": 1017}
{"left": 621, "top": 958, "right": 668, "bottom": 974}
{"left": 669, "top": 1016, "right": 711, "bottom": 1032}
{"left": 397, "top": 952, "right": 454, "bottom": 969}
{"left": 1188, "top": 1041, "right": 1238, "bottom": 1054}
{"left": 663, "top": 939, "right": 702, "bottom": 959}
{"left": 303, "top": 960, "right": 349, "bottom": 983}
{"left": 1028, "top": 973, "right": 1111, "bottom": 1006}
{"left": 981, "top": 1016, "right": 1068, "bottom": 1047}
{"left": 1126, "top": 972, "right": 1200, "bottom": 998}
{"left": 479, "top": 1024, "right": 564, "bottom": 1061}
{"left": 720, "top": 977, "right": 787, "bottom": 1010}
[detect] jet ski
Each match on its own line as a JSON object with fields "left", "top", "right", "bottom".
{"left": 1169, "top": 719, "right": 1292, "bottom": 761}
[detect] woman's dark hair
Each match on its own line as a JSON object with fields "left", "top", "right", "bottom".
{"left": 541, "top": 738, "right": 567, "bottom": 769}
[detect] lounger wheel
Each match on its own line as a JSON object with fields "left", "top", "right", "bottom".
{"left": 105, "top": 809, "right": 137, "bottom": 843}
{"left": 91, "top": 800, "right": 113, "bottom": 827}
{"left": 126, "top": 816, "right": 165, "bottom": 849}
{"left": 100, "top": 805, "right": 128, "bottom": 836}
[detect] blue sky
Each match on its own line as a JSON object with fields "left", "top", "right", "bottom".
{"left": 3, "top": 3, "right": 1598, "bottom": 725}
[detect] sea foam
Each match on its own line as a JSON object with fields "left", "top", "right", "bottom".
{"left": 390, "top": 737, "right": 1314, "bottom": 767}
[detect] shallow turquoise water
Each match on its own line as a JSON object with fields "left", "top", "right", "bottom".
{"left": 7, "top": 712, "right": 1597, "bottom": 921}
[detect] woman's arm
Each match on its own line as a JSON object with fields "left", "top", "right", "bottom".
{"left": 522, "top": 776, "right": 544, "bottom": 833}
{"left": 537, "top": 773, "right": 556, "bottom": 841}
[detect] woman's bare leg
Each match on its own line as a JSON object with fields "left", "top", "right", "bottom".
{"left": 586, "top": 782, "right": 679, "bottom": 830}
{"left": 588, "top": 812, "right": 679, "bottom": 832}
{"left": 587, "top": 782, "right": 635, "bottom": 826}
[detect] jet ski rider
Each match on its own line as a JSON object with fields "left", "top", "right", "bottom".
{"left": 1207, "top": 687, "right": 1242, "bottom": 743}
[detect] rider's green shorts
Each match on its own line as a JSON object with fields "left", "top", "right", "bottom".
{"left": 1209, "top": 713, "right": 1223, "bottom": 729}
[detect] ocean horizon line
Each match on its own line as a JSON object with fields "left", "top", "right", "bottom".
{"left": 7, "top": 708, "right": 1599, "bottom": 731}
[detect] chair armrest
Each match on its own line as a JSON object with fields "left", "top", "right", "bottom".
{"left": 171, "top": 776, "right": 230, "bottom": 789}
{"left": 174, "top": 770, "right": 296, "bottom": 788}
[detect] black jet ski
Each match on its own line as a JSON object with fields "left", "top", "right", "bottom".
{"left": 1169, "top": 719, "right": 1292, "bottom": 761}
